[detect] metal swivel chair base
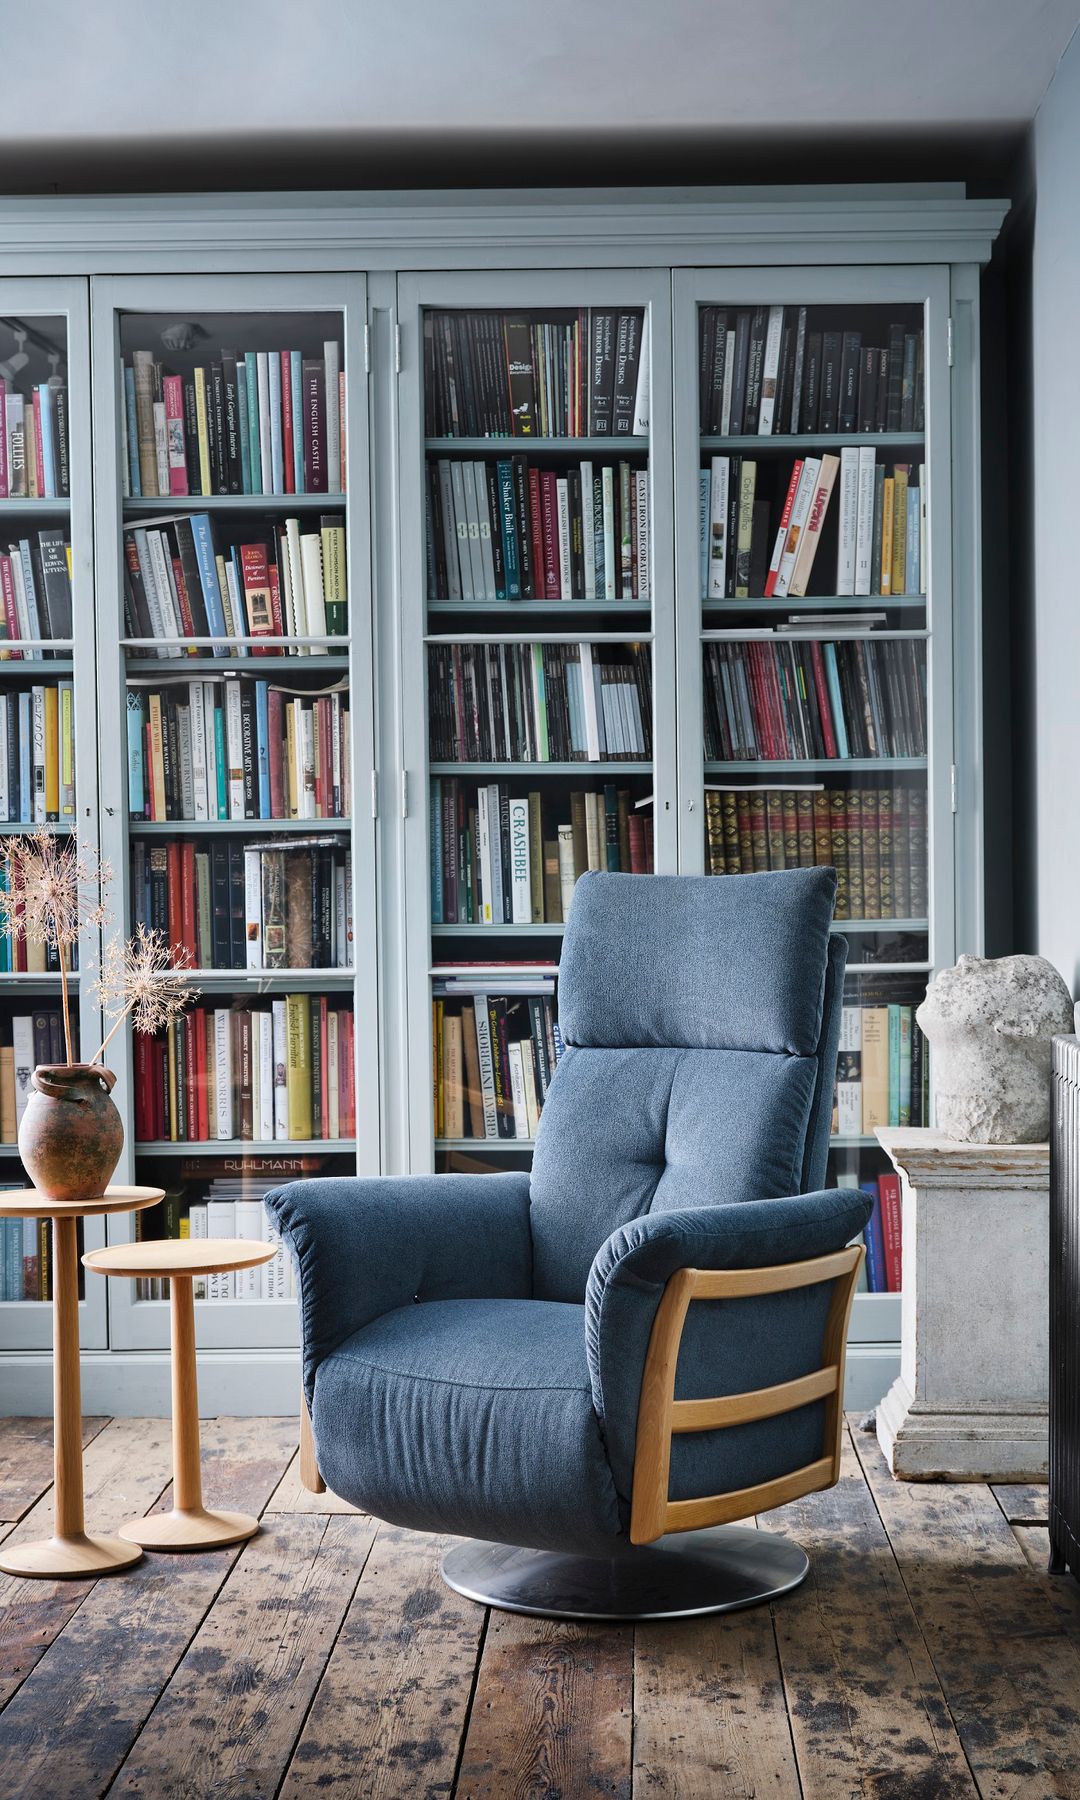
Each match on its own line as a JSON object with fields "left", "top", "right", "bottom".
{"left": 441, "top": 1525, "right": 809, "bottom": 1622}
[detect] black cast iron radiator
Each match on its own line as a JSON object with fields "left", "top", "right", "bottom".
{"left": 1051, "top": 1034, "right": 1080, "bottom": 1580}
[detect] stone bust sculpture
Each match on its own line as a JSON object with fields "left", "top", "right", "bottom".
{"left": 916, "top": 953, "right": 1074, "bottom": 1143}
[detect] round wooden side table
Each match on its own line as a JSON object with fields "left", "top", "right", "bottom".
{"left": 0, "top": 1185, "right": 164, "bottom": 1579}
{"left": 83, "top": 1237, "right": 276, "bottom": 1550}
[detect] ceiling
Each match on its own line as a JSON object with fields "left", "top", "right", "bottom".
{"left": 5, "top": 0, "right": 1079, "bottom": 191}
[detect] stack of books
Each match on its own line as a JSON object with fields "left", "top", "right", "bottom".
{"left": 704, "top": 783, "right": 927, "bottom": 919}
{"left": 123, "top": 512, "right": 346, "bottom": 652}
{"left": 432, "top": 973, "right": 561, "bottom": 1141}
{"left": 0, "top": 377, "right": 69, "bottom": 498}
{"left": 0, "top": 529, "right": 73, "bottom": 648}
{"left": 701, "top": 454, "right": 925, "bottom": 600}
{"left": 428, "top": 456, "right": 649, "bottom": 602}
{"left": 134, "top": 998, "right": 356, "bottom": 1144}
{"left": 127, "top": 677, "right": 350, "bottom": 822}
{"left": 431, "top": 778, "right": 653, "bottom": 924}
{"left": 424, "top": 308, "right": 649, "bottom": 438}
{"left": 121, "top": 342, "right": 344, "bottom": 498}
{"left": 131, "top": 837, "right": 352, "bottom": 971}
{"left": 0, "top": 1010, "right": 76, "bottom": 1137}
{"left": 428, "top": 641, "right": 652, "bottom": 763}
{"left": 0, "top": 681, "right": 75, "bottom": 824}
{"left": 703, "top": 635, "right": 925, "bottom": 761}
{"left": 698, "top": 307, "right": 923, "bottom": 437}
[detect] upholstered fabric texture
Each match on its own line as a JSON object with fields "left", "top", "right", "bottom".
{"left": 265, "top": 867, "right": 871, "bottom": 1555}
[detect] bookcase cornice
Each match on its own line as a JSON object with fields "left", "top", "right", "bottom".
{"left": 0, "top": 188, "right": 1008, "bottom": 275}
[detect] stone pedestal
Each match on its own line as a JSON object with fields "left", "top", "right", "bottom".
{"left": 875, "top": 1129, "right": 1049, "bottom": 1481}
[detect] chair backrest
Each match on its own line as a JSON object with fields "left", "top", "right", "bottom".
{"left": 528, "top": 868, "right": 846, "bottom": 1302}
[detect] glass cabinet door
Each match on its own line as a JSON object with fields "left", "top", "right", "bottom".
{"left": 674, "top": 265, "right": 956, "bottom": 1345}
{"left": 90, "top": 274, "right": 375, "bottom": 1351}
{"left": 0, "top": 277, "right": 109, "bottom": 1350}
{"left": 396, "top": 271, "right": 674, "bottom": 1175}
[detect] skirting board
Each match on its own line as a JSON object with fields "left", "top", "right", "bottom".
{"left": 0, "top": 1342, "right": 901, "bottom": 1418}
{"left": 877, "top": 1375, "right": 1049, "bottom": 1481}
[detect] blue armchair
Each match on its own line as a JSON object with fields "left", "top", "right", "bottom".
{"left": 267, "top": 867, "right": 871, "bottom": 1619}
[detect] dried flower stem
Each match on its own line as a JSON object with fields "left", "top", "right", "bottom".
{"left": 92, "top": 925, "right": 198, "bottom": 1063}
{"left": 0, "top": 831, "right": 111, "bottom": 1067}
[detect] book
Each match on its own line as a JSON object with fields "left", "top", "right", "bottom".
{"left": 427, "top": 640, "right": 652, "bottom": 764}
{"left": 702, "top": 638, "right": 926, "bottom": 763}
{"left": 423, "top": 308, "right": 647, "bottom": 441}
{"left": 697, "top": 309, "right": 923, "bottom": 441}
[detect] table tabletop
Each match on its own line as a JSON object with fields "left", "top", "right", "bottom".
{"left": 83, "top": 1237, "right": 278, "bottom": 1279}
{"left": 0, "top": 1185, "right": 165, "bottom": 1220}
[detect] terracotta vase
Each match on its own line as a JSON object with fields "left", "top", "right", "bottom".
{"left": 17, "top": 1064, "right": 124, "bottom": 1203}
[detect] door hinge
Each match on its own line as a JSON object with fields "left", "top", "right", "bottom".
{"left": 950, "top": 764, "right": 958, "bottom": 813}
{"left": 394, "top": 323, "right": 402, "bottom": 374}
{"left": 947, "top": 317, "right": 955, "bottom": 367}
{"left": 401, "top": 770, "right": 409, "bottom": 818}
{"left": 370, "top": 769, "right": 378, "bottom": 818}
{"left": 364, "top": 321, "right": 371, "bottom": 375}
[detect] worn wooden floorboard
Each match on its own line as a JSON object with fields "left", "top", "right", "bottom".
{"left": 854, "top": 1424, "right": 1080, "bottom": 1799}
{"left": 767, "top": 1429, "right": 977, "bottom": 1798}
{"left": 0, "top": 1415, "right": 109, "bottom": 1522}
{"left": 992, "top": 1484, "right": 1050, "bottom": 1526}
{"left": 265, "top": 1445, "right": 363, "bottom": 1515}
{"left": 455, "top": 1608, "right": 634, "bottom": 1800}
{"left": 3, "top": 1417, "right": 1080, "bottom": 1798}
{"left": 0, "top": 1417, "right": 296, "bottom": 1800}
{"left": 106, "top": 1509, "right": 377, "bottom": 1800}
{"left": 280, "top": 1524, "right": 485, "bottom": 1800}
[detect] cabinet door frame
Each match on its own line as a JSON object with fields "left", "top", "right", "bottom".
{"left": 671, "top": 263, "right": 960, "bottom": 974}
{"left": 394, "top": 267, "right": 674, "bottom": 1174}
{"left": 89, "top": 270, "right": 377, "bottom": 1351}
{"left": 0, "top": 276, "right": 109, "bottom": 1349}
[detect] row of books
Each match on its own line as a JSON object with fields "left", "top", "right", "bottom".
{"left": 428, "top": 456, "right": 649, "bottom": 604}
{"left": 703, "top": 636, "right": 926, "bottom": 763}
{"left": 0, "top": 530, "right": 73, "bottom": 649}
{"left": 0, "top": 1215, "right": 60, "bottom": 1302}
{"left": 127, "top": 679, "right": 350, "bottom": 823}
{"left": 832, "top": 1000, "right": 929, "bottom": 1137}
{"left": 131, "top": 838, "right": 353, "bottom": 972}
{"left": 704, "top": 785, "right": 928, "bottom": 920}
{"left": 0, "top": 1011, "right": 75, "bottom": 1139}
{"left": 131, "top": 1179, "right": 295, "bottom": 1302}
{"left": 0, "top": 378, "right": 69, "bottom": 499}
{"left": 423, "top": 309, "right": 649, "bottom": 440}
{"left": 122, "top": 345, "right": 344, "bottom": 499}
{"left": 702, "top": 454, "right": 925, "bottom": 601}
{"left": 433, "top": 980, "right": 562, "bottom": 1140}
{"left": 0, "top": 681, "right": 75, "bottom": 823}
{"left": 698, "top": 307, "right": 924, "bottom": 438}
{"left": 430, "top": 779, "right": 654, "bottom": 926}
{"left": 123, "top": 512, "right": 346, "bottom": 655}
{"left": 134, "top": 997, "right": 357, "bottom": 1144}
{"left": 428, "top": 641, "right": 653, "bottom": 764}
{"left": 851, "top": 1174, "right": 902, "bottom": 1293}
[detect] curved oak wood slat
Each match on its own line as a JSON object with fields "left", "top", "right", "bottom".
{"left": 629, "top": 1245, "right": 864, "bottom": 1546}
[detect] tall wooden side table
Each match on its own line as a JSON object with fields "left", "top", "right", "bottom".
{"left": 83, "top": 1237, "right": 276, "bottom": 1549}
{"left": 0, "top": 1185, "right": 164, "bottom": 1579}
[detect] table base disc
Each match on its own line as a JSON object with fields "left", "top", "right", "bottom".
{"left": 0, "top": 1532, "right": 144, "bottom": 1578}
{"left": 119, "top": 1507, "right": 260, "bottom": 1550}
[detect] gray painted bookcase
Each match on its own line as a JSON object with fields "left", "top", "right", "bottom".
{"left": 0, "top": 186, "right": 1005, "bottom": 1413}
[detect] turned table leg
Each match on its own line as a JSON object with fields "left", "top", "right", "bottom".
{"left": 119, "top": 1275, "right": 261, "bottom": 1550}
{"left": 0, "top": 1216, "right": 142, "bottom": 1578}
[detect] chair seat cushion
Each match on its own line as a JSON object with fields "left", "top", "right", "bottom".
{"left": 312, "top": 1298, "right": 625, "bottom": 1555}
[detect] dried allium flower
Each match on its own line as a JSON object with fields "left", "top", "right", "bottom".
{"left": 0, "top": 829, "right": 110, "bottom": 950}
{"left": 92, "top": 924, "right": 199, "bottom": 1062}
{"left": 0, "top": 831, "right": 112, "bottom": 1065}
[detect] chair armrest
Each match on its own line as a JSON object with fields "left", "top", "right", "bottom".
{"left": 584, "top": 1188, "right": 873, "bottom": 1505}
{"left": 265, "top": 1172, "right": 533, "bottom": 1403}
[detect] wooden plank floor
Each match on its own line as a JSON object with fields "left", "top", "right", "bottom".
{"left": 0, "top": 1413, "right": 1069, "bottom": 1799}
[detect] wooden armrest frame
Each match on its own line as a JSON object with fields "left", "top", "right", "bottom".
{"left": 629, "top": 1244, "right": 864, "bottom": 1544}
{"left": 300, "top": 1390, "right": 326, "bottom": 1495}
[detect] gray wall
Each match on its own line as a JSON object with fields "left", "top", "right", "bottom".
{"left": 1024, "top": 27, "right": 1080, "bottom": 989}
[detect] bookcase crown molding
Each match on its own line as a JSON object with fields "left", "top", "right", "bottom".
{"left": 0, "top": 186, "right": 1009, "bottom": 273}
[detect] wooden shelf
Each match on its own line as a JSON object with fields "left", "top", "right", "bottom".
{"left": 175, "top": 968, "right": 356, "bottom": 987}
{"left": 429, "top": 761, "right": 651, "bottom": 776}
{"left": 425, "top": 436, "right": 648, "bottom": 454}
{"left": 430, "top": 919, "right": 928, "bottom": 937}
{"left": 705, "top": 758, "right": 927, "bottom": 774}
{"left": 427, "top": 600, "right": 651, "bottom": 614}
{"left": 700, "top": 431, "right": 924, "bottom": 451}
{"left": 123, "top": 493, "right": 341, "bottom": 514}
{"left": 0, "top": 496, "right": 70, "bottom": 512}
{"left": 701, "top": 597, "right": 925, "bottom": 614}
{"left": 0, "top": 820, "right": 74, "bottom": 835}
{"left": 128, "top": 818, "right": 352, "bottom": 835}
{"left": 134, "top": 1140, "right": 355, "bottom": 1157}
{"left": 0, "top": 657, "right": 75, "bottom": 673}
{"left": 125, "top": 654, "right": 351, "bottom": 674}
